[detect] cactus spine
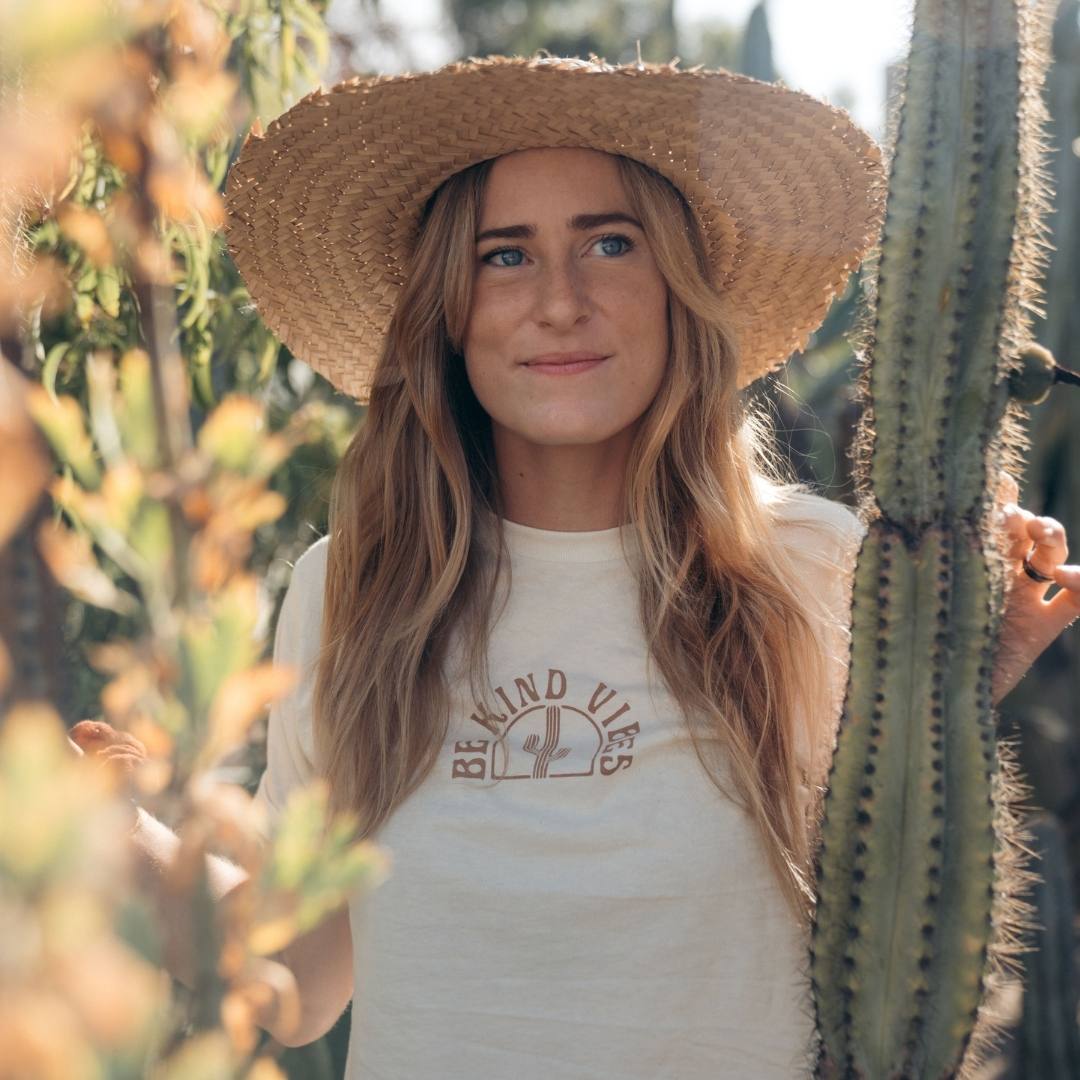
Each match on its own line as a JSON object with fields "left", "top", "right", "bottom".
{"left": 809, "top": 1, "right": 1055, "bottom": 1077}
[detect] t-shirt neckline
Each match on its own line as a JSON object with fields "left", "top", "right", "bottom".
{"left": 480, "top": 511, "right": 640, "bottom": 564}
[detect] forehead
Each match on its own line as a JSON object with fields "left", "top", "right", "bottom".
{"left": 478, "top": 147, "right": 631, "bottom": 222}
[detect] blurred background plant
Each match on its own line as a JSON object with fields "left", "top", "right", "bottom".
{"left": 2, "top": 0, "right": 1078, "bottom": 1075}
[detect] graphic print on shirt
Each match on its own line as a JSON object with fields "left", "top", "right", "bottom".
{"left": 450, "top": 666, "right": 637, "bottom": 781}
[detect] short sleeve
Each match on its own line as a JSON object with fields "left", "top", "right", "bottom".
{"left": 767, "top": 488, "right": 868, "bottom": 811}
{"left": 252, "top": 535, "right": 330, "bottom": 841}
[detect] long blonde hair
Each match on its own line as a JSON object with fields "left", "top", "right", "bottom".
{"left": 313, "top": 151, "right": 838, "bottom": 927}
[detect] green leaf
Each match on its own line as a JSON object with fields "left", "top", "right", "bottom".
{"left": 117, "top": 350, "right": 159, "bottom": 470}
{"left": 178, "top": 579, "right": 260, "bottom": 733}
{"left": 26, "top": 389, "right": 102, "bottom": 488}
{"left": 128, "top": 499, "right": 173, "bottom": 582}
{"left": 42, "top": 343, "right": 70, "bottom": 401}
{"left": 75, "top": 263, "right": 98, "bottom": 294}
{"left": 75, "top": 291, "right": 95, "bottom": 325}
{"left": 96, "top": 265, "right": 121, "bottom": 319}
{"left": 256, "top": 335, "right": 278, "bottom": 385}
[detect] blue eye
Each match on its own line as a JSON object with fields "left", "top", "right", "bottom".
{"left": 480, "top": 235, "right": 634, "bottom": 266}
{"left": 595, "top": 234, "right": 634, "bottom": 256}
{"left": 483, "top": 247, "right": 525, "bottom": 267}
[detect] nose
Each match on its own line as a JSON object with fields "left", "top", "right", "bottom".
{"left": 532, "top": 256, "right": 591, "bottom": 331}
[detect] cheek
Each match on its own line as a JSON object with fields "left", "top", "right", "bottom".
{"left": 462, "top": 283, "right": 518, "bottom": 366}
{"left": 461, "top": 289, "right": 515, "bottom": 412}
{"left": 610, "top": 273, "right": 669, "bottom": 382}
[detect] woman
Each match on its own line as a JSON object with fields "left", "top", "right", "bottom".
{"left": 105, "top": 56, "right": 1080, "bottom": 1078}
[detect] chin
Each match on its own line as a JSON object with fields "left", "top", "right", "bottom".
{"left": 516, "top": 411, "right": 626, "bottom": 446}
{"left": 533, "top": 430, "right": 616, "bottom": 448}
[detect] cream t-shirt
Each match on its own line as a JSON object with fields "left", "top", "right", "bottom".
{"left": 254, "top": 487, "right": 866, "bottom": 1079}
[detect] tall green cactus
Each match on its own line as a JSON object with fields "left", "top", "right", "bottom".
{"left": 809, "top": 2, "right": 1057, "bottom": 1076}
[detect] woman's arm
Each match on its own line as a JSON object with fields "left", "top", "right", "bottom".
{"left": 129, "top": 805, "right": 354, "bottom": 1047}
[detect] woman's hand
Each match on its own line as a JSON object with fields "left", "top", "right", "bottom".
{"left": 68, "top": 719, "right": 147, "bottom": 825}
{"left": 991, "top": 472, "right": 1080, "bottom": 704}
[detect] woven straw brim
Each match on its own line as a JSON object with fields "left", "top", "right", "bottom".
{"left": 224, "top": 56, "right": 888, "bottom": 404}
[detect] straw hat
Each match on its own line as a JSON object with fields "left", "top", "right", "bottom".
{"left": 224, "top": 55, "right": 888, "bottom": 405}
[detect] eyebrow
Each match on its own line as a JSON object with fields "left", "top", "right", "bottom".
{"left": 475, "top": 212, "right": 644, "bottom": 244}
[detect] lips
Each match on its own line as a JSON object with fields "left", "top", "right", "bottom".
{"left": 523, "top": 352, "right": 609, "bottom": 374}
{"left": 522, "top": 358, "right": 609, "bottom": 371}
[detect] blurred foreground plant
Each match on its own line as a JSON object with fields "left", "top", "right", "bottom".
{"left": 1, "top": 351, "right": 388, "bottom": 1077}
{"left": 1, "top": 0, "right": 382, "bottom": 1075}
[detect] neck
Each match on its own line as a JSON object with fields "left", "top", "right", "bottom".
{"left": 492, "top": 423, "right": 635, "bottom": 531}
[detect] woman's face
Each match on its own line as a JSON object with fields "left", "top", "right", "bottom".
{"left": 461, "top": 147, "right": 669, "bottom": 451}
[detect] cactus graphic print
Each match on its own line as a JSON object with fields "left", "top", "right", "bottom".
{"left": 253, "top": 487, "right": 866, "bottom": 1079}
{"left": 451, "top": 669, "right": 637, "bottom": 780}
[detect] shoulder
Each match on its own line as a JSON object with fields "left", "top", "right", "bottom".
{"left": 754, "top": 481, "right": 869, "bottom": 612}
{"left": 290, "top": 533, "right": 330, "bottom": 590}
{"left": 758, "top": 479, "right": 868, "bottom": 551}
{"left": 275, "top": 533, "right": 330, "bottom": 645}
